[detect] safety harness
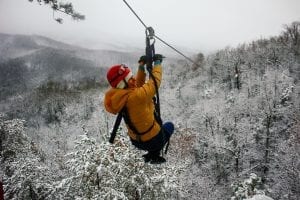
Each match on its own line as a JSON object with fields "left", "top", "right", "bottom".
{"left": 109, "top": 27, "right": 170, "bottom": 154}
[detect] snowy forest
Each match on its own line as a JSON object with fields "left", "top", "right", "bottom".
{"left": 0, "top": 21, "right": 299, "bottom": 200}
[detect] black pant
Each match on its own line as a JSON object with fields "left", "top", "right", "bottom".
{"left": 131, "top": 126, "right": 172, "bottom": 152}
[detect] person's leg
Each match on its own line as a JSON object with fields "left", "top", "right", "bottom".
{"left": 142, "top": 150, "right": 162, "bottom": 163}
{"left": 138, "top": 122, "right": 174, "bottom": 163}
{"left": 162, "top": 121, "right": 174, "bottom": 142}
{"left": 142, "top": 152, "right": 152, "bottom": 162}
{"left": 145, "top": 122, "right": 174, "bottom": 164}
{"left": 148, "top": 150, "right": 166, "bottom": 164}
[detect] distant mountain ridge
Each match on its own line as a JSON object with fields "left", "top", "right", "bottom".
{"left": 0, "top": 33, "right": 82, "bottom": 60}
{"left": 0, "top": 33, "right": 138, "bottom": 65}
{"left": 0, "top": 33, "right": 140, "bottom": 101}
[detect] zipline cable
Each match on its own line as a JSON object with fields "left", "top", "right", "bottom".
{"left": 122, "top": 0, "right": 200, "bottom": 67}
{"left": 154, "top": 35, "right": 198, "bottom": 66}
{"left": 122, "top": 0, "right": 148, "bottom": 29}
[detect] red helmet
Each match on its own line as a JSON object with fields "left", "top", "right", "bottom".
{"left": 107, "top": 64, "right": 132, "bottom": 88}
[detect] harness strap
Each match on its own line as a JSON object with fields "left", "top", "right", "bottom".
{"left": 164, "top": 138, "right": 170, "bottom": 154}
{"left": 109, "top": 108, "right": 170, "bottom": 154}
{"left": 145, "top": 29, "right": 169, "bottom": 154}
{"left": 122, "top": 107, "right": 155, "bottom": 142}
{"left": 145, "top": 33, "right": 163, "bottom": 127}
{"left": 109, "top": 108, "right": 125, "bottom": 144}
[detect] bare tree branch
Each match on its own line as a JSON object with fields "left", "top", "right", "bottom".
{"left": 28, "top": 0, "right": 85, "bottom": 22}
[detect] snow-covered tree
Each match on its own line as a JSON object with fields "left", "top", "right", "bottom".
{"left": 231, "top": 173, "right": 265, "bottom": 200}
{"left": 50, "top": 127, "right": 187, "bottom": 199}
{"left": 0, "top": 114, "right": 56, "bottom": 199}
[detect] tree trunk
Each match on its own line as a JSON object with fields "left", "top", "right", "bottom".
{"left": 0, "top": 180, "right": 4, "bottom": 200}
{"left": 235, "top": 64, "right": 240, "bottom": 90}
{"left": 263, "top": 115, "right": 272, "bottom": 176}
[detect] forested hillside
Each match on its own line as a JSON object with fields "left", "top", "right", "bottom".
{"left": 160, "top": 21, "right": 300, "bottom": 200}
{"left": 0, "top": 22, "right": 299, "bottom": 200}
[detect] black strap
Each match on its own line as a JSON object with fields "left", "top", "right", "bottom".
{"left": 122, "top": 107, "right": 155, "bottom": 142}
{"left": 164, "top": 138, "right": 170, "bottom": 154}
{"left": 109, "top": 108, "right": 124, "bottom": 144}
{"left": 146, "top": 38, "right": 154, "bottom": 71}
{"left": 145, "top": 30, "right": 168, "bottom": 154}
{"left": 145, "top": 35, "right": 163, "bottom": 126}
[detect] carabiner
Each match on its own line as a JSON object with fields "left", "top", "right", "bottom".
{"left": 146, "top": 27, "right": 155, "bottom": 40}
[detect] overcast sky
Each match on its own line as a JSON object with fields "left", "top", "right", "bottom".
{"left": 0, "top": 0, "right": 300, "bottom": 54}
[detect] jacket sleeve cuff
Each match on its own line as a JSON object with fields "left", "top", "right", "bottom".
{"left": 139, "top": 65, "right": 145, "bottom": 71}
{"left": 154, "top": 60, "right": 161, "bottom": 65}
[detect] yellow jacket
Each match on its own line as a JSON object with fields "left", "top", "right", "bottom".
{"left": 104, "top": 64, "right": 162, "bottom": 142}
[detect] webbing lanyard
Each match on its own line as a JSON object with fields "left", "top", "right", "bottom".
{"left": 145, "top": 27, "right": 155, "bottom": 72}
{"left": 145, "top": 27, "right": 162, "bottom": 126}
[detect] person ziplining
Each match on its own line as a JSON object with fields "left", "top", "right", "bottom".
{"left": 104, "top": 53, "right": 174, "bottom": 164}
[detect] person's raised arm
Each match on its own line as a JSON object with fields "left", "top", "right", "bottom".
{"left": 135, "top": 54, "right": 164, "bottom": 100}
{"left": 136, "top": 55, "right": 147, "bottom": 87}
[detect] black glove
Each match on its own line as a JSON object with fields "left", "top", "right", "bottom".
{"left": 153, "top": 54, "right": 165, "bottom": 63}
{"left": 138, "top": 55, "right": 147, "bottom": 65}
